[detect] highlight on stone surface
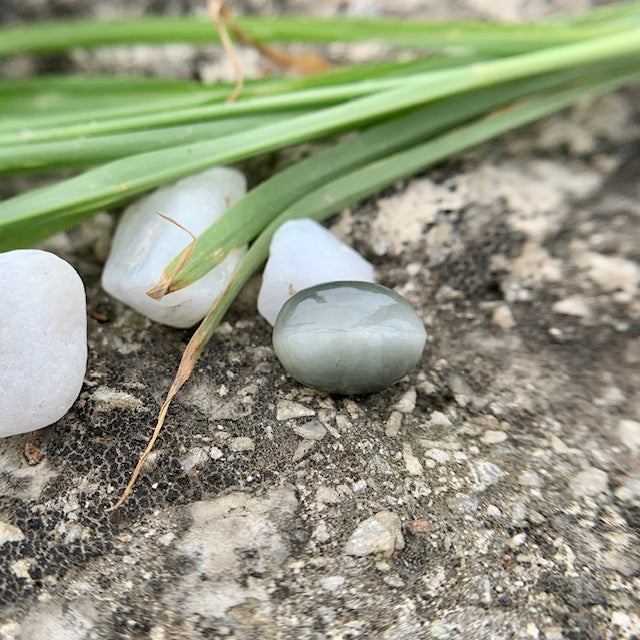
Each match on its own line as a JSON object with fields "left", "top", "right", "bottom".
{"left": 272, "top": 281, "right": 427, "bottom": 394}
{"left": 101, "top": 167, "right": 247, "bottom": 328}
{"left": 257, "top": 218, "right": 376, "bottom": 326}
{"left": 0, "top": 250, "right": 87, "bottom": 437}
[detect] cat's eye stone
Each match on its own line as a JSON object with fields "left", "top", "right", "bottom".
{"left": 102, "top": 167, "right": 246, "bottom": 328}
{"left": 273, "top": 281, "right": 427, "bottom": 394}
{"left": 0, "top": 249, "right": 87, "bottom": 437}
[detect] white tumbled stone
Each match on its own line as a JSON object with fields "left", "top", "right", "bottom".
{"left": 257, "top": 218, "right": 375, "bottom": 326}
{"left": 0, "top": 250, "right": 87, "bottom": 437}
{"left": 102, "top": 167, "right": 247, "bottom": 328}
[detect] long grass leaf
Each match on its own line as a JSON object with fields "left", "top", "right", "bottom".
{"left": 0, "top": 57, "right": 472, "bottom": 133}
{"left": 0, "top": 112, "right": 304, "bottom": 173}
{"left": 1, "top": 29, "right": 639, "bottom": 250}
{"left": 2, "top": 9, "right": 638, "bottom": 58}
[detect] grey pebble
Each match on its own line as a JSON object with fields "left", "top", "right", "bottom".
{"left": 273, "top": 281, "right": 427, "bottom": 394}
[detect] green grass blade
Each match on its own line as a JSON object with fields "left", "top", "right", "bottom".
{"left": 1, "top": 9, "right": 637, "bottom": 58}
{"left": 0, "top": 80, "right": 225, "bottom": 125}
{"left": 0, "top": 57, "right": 470, "bottom": 132}
{"left": 0, "top": 73, "right": 416, "bottom": 145}
{"left": 0, "top": 112, "right": 305, "bottom": 174}
{"left": 1, "top": 29, "right": 640, "bottom": 250}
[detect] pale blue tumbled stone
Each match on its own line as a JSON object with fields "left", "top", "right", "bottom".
{"left": 272, "top": 281, "right": 427, "bottom": 394}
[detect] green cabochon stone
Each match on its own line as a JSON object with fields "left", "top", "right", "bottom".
{"left": 273, "top": 281, "right": 427, "bottom": 394}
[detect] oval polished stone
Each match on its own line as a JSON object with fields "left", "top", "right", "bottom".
{"left": 272, "top": 281, "right": 427, "bottom": 394}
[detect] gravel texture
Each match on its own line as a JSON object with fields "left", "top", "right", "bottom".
{"left": 1, "top": 1, "right": 639, "bottom": 639}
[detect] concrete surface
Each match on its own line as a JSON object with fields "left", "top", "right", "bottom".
{"left": 0, "top": 1, "right": 639, "bottom": 638}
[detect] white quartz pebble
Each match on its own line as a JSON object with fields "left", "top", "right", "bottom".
{"left": 0, "top": 250, "right": 87, "bottom": 437}
{"left": 101, "top": 167, "right": 247, "bottom": 328}
{"left": 257, "top": 219, "right": 375, "bottom": 325}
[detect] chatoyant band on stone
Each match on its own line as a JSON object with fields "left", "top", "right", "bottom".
{"left": 272, "top": 281, "right": 427, "bottom": 395}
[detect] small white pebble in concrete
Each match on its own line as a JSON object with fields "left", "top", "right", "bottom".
{"left": 550, "top": 434, "right": 571, "bottom": 454}
{"left": 585, "top": 252, "right": 640, "bottom": 299}
{"left": 257, "top": 218, "right": 376, "bottom": 325}
{"left": 292, "top": 440, "right": 316, "bottom": 462}
{"left": 385, "top": 411, "right": 403, "bottom": 437}
{"left": 473, "top": 461, "right": 504, "bottom": 491}
{"left": 180, "top": 447, "right": 209, "bottom": 472}
{"left": 228, "top": 437, "right": 255, "bottom": 452}
{"left": 335, "top": 414, "right": 353, "bottom": 432}
{"left": 0, "top": 522, "right": 25, "bottom": 546}
{"left": 512, "top": 501, "right": 527, "bottom": 524}
{"left": 352, "top": 479, "right": 368, "bottom": 493}
{"left": 345, "top": 511, "right": 404, "bottom": 557}
{"left": 312, "top": 520, "right": 331, "bottom": 543}
{"left": 426, "top": 411, "right": 452, "bottom": 428}
{"left": 509, "top": 532, "right": 527, "bottom": 548}
{"left": 617, "top": 419, "right": 640, "bottom": 455}
{"left": 425, "top": 448, "right": 450, "bottom": 465}
{"left": 276, "top": 400, "right": 315, "bottom": 421}
{"left": 92, "top": 386, "right": 146, "bottom": 411}
{"left": 402, "top": 443, "right": 423, "bottom": 476}
{"left": 480, "top": 430, "right": 508, "bottom": 445}
{"left": 519, "top": 471, "right": 543, "bottom": 488}
{"left": 209, "top": 446, "right": 224, "bottom": 460}
{"left": 292, "top": 419, "right": 326, "bottom": 441}
{"left": 393, "top": 387, "right": 417, "bottom": 414}
{"left": 0, "top": 249, "right": 87, "bottom": 437}
{"left": 552, "top": 295, "right": 592, "bottom": 317}
{"left": 149, "top": 625, "right": 168, "bottom": 640}
{"left": 492, "top": 304, "right": 516, "bottom": 329}
{"left": 158, "top": 533, "right": 175, "bottom": 547}
{"left": 383, "top": 574, "right": 405, "bottom": 588}
{"left": 316, "top": 486, "right": 340, "bottom": 505}
{"left": 611, "top": 610, "right": 639, "bottom": 634}
{"left": 571, "top": 467, "right": 609, "bottom": 497}
{"left": 319, "top": 575, "right": 345, "bottom": 591}
{"left": 11, "top": 560, "right": 31, "bottom": 580}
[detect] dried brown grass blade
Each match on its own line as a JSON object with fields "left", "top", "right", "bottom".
{"left": 107, "top": 276, "right": 235, "bottom": 511}
{"left": 146, "top": 212, "right": 195, "bottom": 300}
{"left": 218, "top": 2, "right": 332, "bottom": 75}
{"left": 210, "top": 0, "right": 245, "bottom": 103}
